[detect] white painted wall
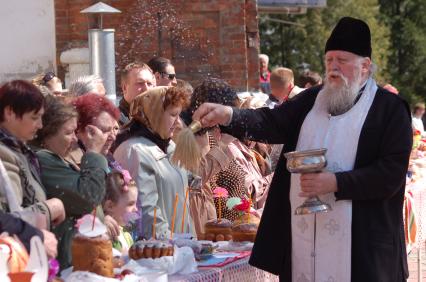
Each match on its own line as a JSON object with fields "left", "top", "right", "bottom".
{"left": 0, "top": 0, "right": 56, "bottom": 83}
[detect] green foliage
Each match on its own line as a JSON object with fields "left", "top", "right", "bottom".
{"left": 260, "top": 0, "right": 426, "bottom": 104}
{"left": 379, "top": 0, "right": 426, "bottom": 104}
{"left": 259, "top": 0, "right": 390, "bottom": 84}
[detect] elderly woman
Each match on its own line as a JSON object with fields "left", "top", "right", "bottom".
{"left": 68, "top": 75, "right": 106, "bottom": 96}
{"left": 0, "top": 80, "right": 65, "bottom": 258}
{"left": 33, "top": 96, "right": 109, "bottom": 268}
{"left": 113, "top": 87, "right": 195, "bottom": 239}
{"left": 66, "top": 93, "right": 120, "bottom": 170}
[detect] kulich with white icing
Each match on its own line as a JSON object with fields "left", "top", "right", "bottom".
{"left": 71, "top": 215, "right": 114, "bottom": 277}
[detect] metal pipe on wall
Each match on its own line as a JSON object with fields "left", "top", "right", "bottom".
{"left": 88, "top": 28, "right": 117, "bottom": 103}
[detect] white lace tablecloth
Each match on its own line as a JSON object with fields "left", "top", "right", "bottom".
{"left": 169, "top": 256, "right": 278, "bottom": 282}
{"left": 405, "top": 173, "right": 426, "bottom": 282}
{"left": 406, "top": 176, "right": 426, "bottom": 249}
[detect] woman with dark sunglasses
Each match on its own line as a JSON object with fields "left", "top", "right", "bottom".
{"left": 32, "top": 71, "right": 63, "bottom": 95}
{"left": 148, "top": 56, "right": 177, "bottom": 87}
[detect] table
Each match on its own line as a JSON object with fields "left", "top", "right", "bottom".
{"left": 406, "top": 175, "right": 426, "bottom": 282}
{"left": 406, "top": 178, "right": 426, "bottom": 249}
{"left": 169, "top": 257, "right": 278, "bottom": 282}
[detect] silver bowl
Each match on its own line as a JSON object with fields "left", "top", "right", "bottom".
{"left": 284, "top": 148, "right": 331, "bottom": 215}
{"left": 284, "top": 148, "right": 327, "bottom": 173}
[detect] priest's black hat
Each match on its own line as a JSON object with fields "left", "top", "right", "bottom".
{"left": 325, "top": 17, "right": 372, "bottom": 58}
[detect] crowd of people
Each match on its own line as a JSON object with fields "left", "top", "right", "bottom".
{"left": 0, "top": 53, "right": 278, "bottom": 271}
{"left": 0, "top": 16, "right": 419, "bottom": 281}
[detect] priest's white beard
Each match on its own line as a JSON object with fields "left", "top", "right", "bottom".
{"left": 322, "top": 67, "right": 364, "bottom": 116}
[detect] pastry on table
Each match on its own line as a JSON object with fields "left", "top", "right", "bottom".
{"left": 232, "top": 213, "right": 260, "bottom": 242}
{"left": 204, "top": 218, "right": 233, "bottom": 242}
{"left": 72, "top": 235, "right": 113, "bottom": 277}
{"left": 128, "top": 240, "right": 174, "bottom": 260}
{"left": 71, "top": 215, "right": 114, "bottom": 278}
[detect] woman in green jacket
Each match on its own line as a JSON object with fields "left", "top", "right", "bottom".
{"left": 33, "top": 96, "right": 109, "bottom": 269}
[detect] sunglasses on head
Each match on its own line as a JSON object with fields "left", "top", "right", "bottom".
{"left": 42, "top": 72, "right": 56, "bottom": 85}
{"left": 161, "top": 72, "right": 176, "bottom": 80}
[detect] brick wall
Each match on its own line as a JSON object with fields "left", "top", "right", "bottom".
{"left": 54, "top": 0, "right": 260, "bottom": 93}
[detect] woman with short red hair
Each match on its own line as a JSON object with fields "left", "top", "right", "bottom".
{"left": 67, "top": 93, "right": 120, "bottom": 168}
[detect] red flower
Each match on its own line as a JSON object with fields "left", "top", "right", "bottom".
{"left": 234, "top": 199, "right": 250, "bottom": 212}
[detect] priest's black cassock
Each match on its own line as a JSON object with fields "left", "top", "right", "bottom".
{"left": 223, "top": 85, "right": 412, "bottom": 281}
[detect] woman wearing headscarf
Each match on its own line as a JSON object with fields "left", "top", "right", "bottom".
{"left": 113, "top": 87, "right": 195, "bottom": 239}
{"left": 237, "top": 96, "right": 274, "bottom": 209}
{"left": 181, "top": 78, "right": 250, "bottom": 222}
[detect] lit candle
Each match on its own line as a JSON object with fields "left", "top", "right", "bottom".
{"left": 91, "top": 207, "right": 97, "bottom": 231}
{"left": 153, "top": 207, "right": 157, "bottom": 240}
{"left": 248, "top": 194, "right": 252, "bottom": 223}
{"left": 170, "top": 193, "right": 179, "bottom": 239}
{"left": 181, "top": 188, "right": 189, "bottom": 233}
{"left": 218, "top": 198, "right": 222, "bottom": 221}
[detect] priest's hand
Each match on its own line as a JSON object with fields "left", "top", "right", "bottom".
{"left": 299, "top": 172, "right": 338, "bottom": 197}
{"left": 192, "top": 103, "right": 233, "bottom": 128}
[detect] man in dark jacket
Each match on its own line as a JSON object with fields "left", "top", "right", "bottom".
{"left": 118, "top": 62, "right": 156, "bottom": 126}
{"left": 193, "top": 17, "right": 411, "bottom": 281}
{"left": 0, "top": 211, "right": 59, "bottom": 258}
{"left": 0, "top": 210, "right": 43, "bottom": 252}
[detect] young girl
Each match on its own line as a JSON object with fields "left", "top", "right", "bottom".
{"left": 103, "top": 170, "right": 138, "bottom": 253}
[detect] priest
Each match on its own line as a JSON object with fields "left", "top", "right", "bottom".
{"left": 193, "top": 17, "right": 412, "bottom": 281}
